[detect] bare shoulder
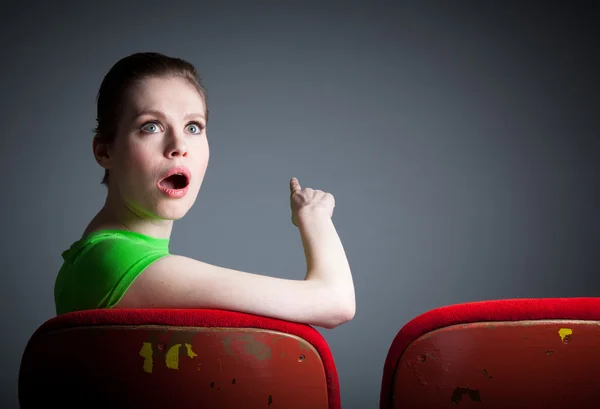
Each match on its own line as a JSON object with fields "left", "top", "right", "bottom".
{"left": 115, "top": 254, "right": 353, "bottom": 328}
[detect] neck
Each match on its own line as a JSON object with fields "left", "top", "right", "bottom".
{"left": 90, "top": 186, "right": 174, "bottom": 240}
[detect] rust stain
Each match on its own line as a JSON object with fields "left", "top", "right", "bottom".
{"left": 450, "top": 387, "right": 481, "bottom": 404}
{"left": 298, "top": 340, "right": 310, "bottom": 350}
{"left": 221, "top": 336, "right": 235, "bottom": 358}
{"left": 241, "top": 334, "right": 272, "bottom": 361}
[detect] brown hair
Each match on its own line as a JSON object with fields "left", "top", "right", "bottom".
{"left": 94, "top": 52, "right": 209, "bottom": 185}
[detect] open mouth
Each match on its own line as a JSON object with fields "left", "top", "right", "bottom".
{"left": 159, "top": 173, "right": 190, "bottom": 190}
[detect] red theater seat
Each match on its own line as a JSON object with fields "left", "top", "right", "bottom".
{"left": 19, "top": 309, "right": 340, "bottom": 409}
{"left": 380, "top": 298, "right": 600, "bottom": 409}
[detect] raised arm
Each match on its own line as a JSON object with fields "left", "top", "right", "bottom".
{"left": 114, "top": 178, "right": 355, "bottom": 329}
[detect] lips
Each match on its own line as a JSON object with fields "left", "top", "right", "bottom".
{"left": 157, "top": 166, "right": 191, "bottom": 198}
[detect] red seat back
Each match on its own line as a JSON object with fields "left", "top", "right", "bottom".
{"left": 380, "top": 298, "right": 600, "bottom": 408}
{"left": 19, "top": 309, "right": 340, "bottom": 409}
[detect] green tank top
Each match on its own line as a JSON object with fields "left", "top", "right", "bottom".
{"left": 54, "top": 229, "right": 170, "bottom": 316}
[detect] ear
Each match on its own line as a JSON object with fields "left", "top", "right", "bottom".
{"left": 93, "top": 134, "right": 113, "bottom": 171}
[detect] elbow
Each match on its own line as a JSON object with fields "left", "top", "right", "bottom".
{"left": 320, "top": 297, "right": 356, "bottom": 329}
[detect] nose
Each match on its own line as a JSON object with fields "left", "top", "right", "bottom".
{"left": 164, "top": 132, "right": 188, "bottom": 158}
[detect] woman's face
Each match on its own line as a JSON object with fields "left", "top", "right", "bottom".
{"left": 107, "top": 75, "right": 209, "bottom": 221}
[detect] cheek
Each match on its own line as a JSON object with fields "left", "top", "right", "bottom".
{"left": 192, "top": 139, "right": 210, "bottom": 174}
{"left": 121, "top": 141, "right": 157, "bottom": 179}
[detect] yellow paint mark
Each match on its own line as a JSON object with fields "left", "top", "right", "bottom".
{"left": 139, "top": 342, "right": 154, "bottom": 374}
{"left": 166, "top": 344, "right": 182, "bottom": 369}
{"left": 185, "top": 343, "right": 198, "bottom": 358}
{"left": 558, "top": 328, "right": 573, "bottom": 341}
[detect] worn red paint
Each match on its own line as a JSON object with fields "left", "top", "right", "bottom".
{"left": 19, "top": 327, "right": 329, "bottom": 409}
{"left": 392, "top": 320, "right": 600, "bottom": 408}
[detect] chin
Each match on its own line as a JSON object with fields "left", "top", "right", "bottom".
{"left": 145, "top": 185, "right": 200, "bottom": 221}
{"left": 154, "top": 203, "right": 192, "bottom": 220}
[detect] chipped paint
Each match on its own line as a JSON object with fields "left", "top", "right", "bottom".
{"left": 392, "top": 321, "right": 600, "bottom": 408}
{"left": 298, "top": 340, "right": 310, "bottom": 350}
{"left": 558, "top": 328, "right": 573, "bottom": 342}
{"left": 242, "top": 334, "right": 272, "bottom": 361}
{"left": 221, "top": 336, "right": 235, "bottom": 358}
{"left": 450, "top": 387, "right": 481, "bottom": 404}
{"left": 426, "top": 352, "right": 439, "bottom": 363}
{"left": 166, "top": 344, "right": 182, "bottom": 369}
{"left": 139, "top": 342, "right": 153, "bottom": 373}
{"left": 25, "top": 328, "right": 331, "bottom": 409}
{"left": 185, "top": 343, "right": 198, "bottom": 359}
{"left": 407, "top": 357, "right": 428, "bottom": 386}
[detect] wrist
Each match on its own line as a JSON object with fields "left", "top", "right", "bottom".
{"left": 297, "top": 207, "right": 332, "bottom": 231}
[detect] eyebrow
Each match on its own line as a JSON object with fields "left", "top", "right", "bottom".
{"left": 134, "top": 109, "right": 206, "bottom": 122}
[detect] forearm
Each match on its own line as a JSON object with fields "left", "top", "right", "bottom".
{"left": 297, "top": 211, "right": 355, "bottom": 303}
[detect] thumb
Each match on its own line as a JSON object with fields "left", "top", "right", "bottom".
{"left": 290, "top": 177, "right": 301, "bottom": 195}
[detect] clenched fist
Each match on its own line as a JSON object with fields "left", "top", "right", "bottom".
{"left": 290, "top": 177, "right": 336, "bottom": 227}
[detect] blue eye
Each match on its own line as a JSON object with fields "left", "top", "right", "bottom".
{"left": 141, "top": 122, "right": 161, "bottom": 133}
{"left": 186, "top": 122, "right": 203, "bottom": 134}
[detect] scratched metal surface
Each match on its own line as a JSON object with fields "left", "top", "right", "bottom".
{"left": 19, "top": 326, "right": 329, "bottom": 409}
{"left": 391, "top": 320, "right": 600, "bottom": 408}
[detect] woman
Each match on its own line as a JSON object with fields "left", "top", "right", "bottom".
{"left": 54, "top": 52, "right": 355, "bottom": 329}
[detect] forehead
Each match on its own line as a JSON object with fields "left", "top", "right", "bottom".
{"left": 123, "top": 76, "right": 206, "bottom": 119}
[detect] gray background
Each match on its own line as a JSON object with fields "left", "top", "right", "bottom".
{"left": 2, "top": 1, "right": 599, "bottom": 408}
